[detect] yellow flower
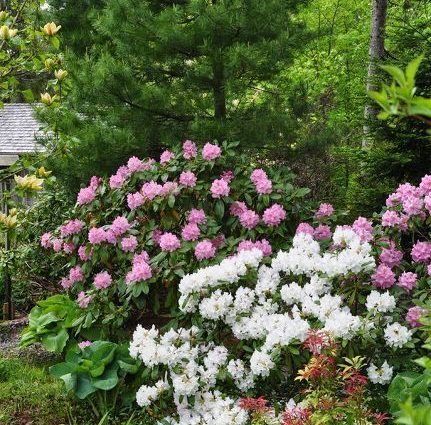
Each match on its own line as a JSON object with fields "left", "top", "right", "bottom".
{"left": 9, "top": 208, "right": 17, "bottom": 216}
{"left": 40, "top": 92, "right": 58, "bottom": 106}
{"left": 54, "top": 69, "right": 68, "bottom": 81}
{"left": 0, "top": 25, "right": 18, "bottom": 40}
{"left": 0, "top": 212, "right": 17, "bottom": 229}
{"left": 0, "top": 11, "right": 9, "bottom": 20}
{"left": 37, "top": 167, "right": 52, "bottom": 178}
{"left": 44, "top": 58, "right": 55, "bottom": 69}
{"left": 42, "top": 22, "right": 61, "bottom": 36}
{"left": 14, "top": 174, "right": 44, "bottom": 191}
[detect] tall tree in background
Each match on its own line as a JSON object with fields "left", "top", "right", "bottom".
{"left": 43, "top": 0, "right": 309, "bottom": 189}
{"left": 363, "top": 0, "right": 387, "bottom": 145}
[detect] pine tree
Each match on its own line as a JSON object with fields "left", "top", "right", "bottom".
{"left": 44, "top": 0, "right": 309, "bottom": 188}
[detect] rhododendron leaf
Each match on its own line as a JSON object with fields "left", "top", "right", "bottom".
{"left": 215, "top": 200, "right": 224, "bottom": 220}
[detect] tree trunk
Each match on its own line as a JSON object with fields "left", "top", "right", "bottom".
{"left": 212, "top": 56, "right": 226, "bottom": 120}
{"left": 363, "top": 0, "right": 388, "bottom": 147}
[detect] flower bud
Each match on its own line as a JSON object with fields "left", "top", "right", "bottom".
{"left": 54, "top": 69, "right": 68, "bottom": 81}
{"left": 0, "top": 25, "right": 17, "bottom": 40}
{"left": 44, "top": 58, "right": 55, "bottom": 69}
{"left": 0, "top": 11, "right": 9, "bottom": 20}
{"left": 42, "top": 22, "right": 61, "bottom": 36}
{"left": 40, "top": 92, "right": 58, "bottom": 106}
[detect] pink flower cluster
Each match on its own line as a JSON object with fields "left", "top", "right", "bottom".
{"left": 126, "top": 251, "right": 152, "bottom": 284}
{"left": 41, "top": 232, "right": 52, "bottom": 249}
{"left": 77, "top": 186, "right": 96, "bottom": 206}
{"left": 188, "top": 208, "right": 206, "bottom": 224}
{"left": 237, "top": 239, "right": 272, "bottom": 256}
{"left": 195, "top": 240, "right": 216, "bottom": 260}
{"left": 121, "top": 235, "right": 138, "bottom": 252}
{"left": 313, "top": 224, "right": 332, "bottom": 240}
{"left": 250, "top": 169, "right": 272, "bottom": 194}
{"left": 296, "top": 222, "right": 314, "bottom": 236}
{"left": 111, "top": 216, "right": 131, "bottom": 236}
{"left": 78, "top": 245, "right": 92, "bottom": 261}
{"left": 60, "top": 219, "right": 84, "bottom": 237}
{"left": 61, "top": 265, "right": 85, "bottom": 289}
{"left": 159, "top": 232, "right": 181, "bottom": 252}
{"left": 379, "top": 243, "right": 403, "bottom": 268}
{"left": 211, "top": 178, "right": 230, "bottom": 198}
{"left": 411, "top": 241, "right": 431, "bottom": 263}
{"left": 160, "top": 150, "right": 175, "bottom": 164}
{"left": 183, "top": 140, "right": 197, "bottom": 159}
{"left": 406, "top": 306, "right": 426, "bottom": 328}
{"left": 262, "top": 204, "right": 286, "bottom": 227}
{"left": 93, "top": 271, "right": 112, "bottom": 289}
{"left": 202, "top": 143, "right": 221, "bottom": 161}
{"left": 180, "top": 171, "right": 197, "bottom": 187}
{"left": 77, "top": 291, "right": 92, "bottom": 309}
{"left": 371, "top": 264, "right": 396, "bottom": 289}
{"left": 182, "top": 223, "right": 200, "bottom": 241}
{"left": 352, "top": 217, "right": 373, "bottom": 242}
{"left": 315, "top": 203, "right": 334, "bottom": 220}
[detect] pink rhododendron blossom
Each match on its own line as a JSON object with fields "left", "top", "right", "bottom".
{"left": 127, "top": 156, "right": 145, "bottom": 173}
{"left": 313, "top": 224, "right": 332, "bottom": 240}
{"left": 41, "top": 232, "right": 52, "bottom": 249}
{"left": 160, "top": 150, "right": 174, "bottom": 164}
{"left": 371, "top": 264, "right": 395, "bottom": 289}
{"left": 195, "top": 240, "right": 216, "bottom": 260}
{"left": 121, "top": 235, "right": 138, "bottom": 252}
{"left": 63, "top": 241, "right": 75, "bottom": 254}
{"left": 315, "top": 203, "right": 334, "bottom": 219}
{"left": 179, "top": 171, "right": 197, "bottom": 187}
{"left": 424, "top": 195, "right": 431, "bottom": 213}
{"left": 379, "top": 246, "right": 403, "bottom": 268}
{"left": 251, "top": 169, "right": 272, "bottom": 194}
{"left": 411, "top": 241, "right": 431, "bottom": 263}
{"left": 60, "top": 219, "right": 84, "bottom": 237}
{"left": 126, "top": 261, "right": 152, "bottom": 284}
{"left": 238, "top": 239, "right": 272, "bottom": 256}
{"left": 239, "top": 209, "right": 260, "bottom": 229}
{"left": 159, "top": 232, "right": 181, "bottom": 252}
{"left": 202, "top": 143, "right": 221, "bottom": 161}
{"left": 69, "top": 265, "right": 84, "bottom": 283}
{"left": 127, "top": 192, "right": 144, "bottom": 210}
{"left": 77, "top": 186, "right": 96, "bottom": 205}
{"left": 88, "top": 227, "right": 107, "bottom": 244}
{"left": 181, "top": 223, "right": 201, "bottom": 241}
{"left": 90, "top": 176, "right": 101, "bottom": 189}
{"left": 296, "top": 222, "right": 314, "bottom": 236}
{"left": 93, "top": 271, "right": 112, "bottom": 289}
{"left": 161, "top": 181, "right": 178, "bottom": 195}
{"left": 402, "top": 196, "right": 424, "bottom": 216}
{"left": 183, "top": 140, "right": 197, "bottom": 159}
{"left": 133, "top": 251, "right": 150, "bottom": 265}
{"left": 142, "top": 181, "right": 163, "bottom": 200}
{"left": 78, "top": 245, "right": 92, "bottom": 261}
{"left": 381, "top": 210, "right": 400, "bottom": 227}
{"left": 111, "top": 216, "right": 130, "bottom": 236}
{"left": 396, "top": 183, "right": 420, "bottom": 201}
{"left": 211, "top": 178, "right": 230, "bottom": 198}
{"left": 419, "top": 175, "right": 431, "bottom": 195}
{"left": 397, "top": 271, "right": 418, "bottom": 292}
{"left": 406, "top": 306, "right": 426, "bottom": 328}
{"left": 188, "top": 208, "right": 206, "bottom": 224}
{"left": 52, "top": 238, "right": 63, "bottom": 252}
{"left": 77, "top": 291, "right": 92, "bottom": 309}
{"left": 105, "top": 230, "right": 117, "bottom": 244}
{"left": 221, "top": 170, "right": 234, "bottom": 183}
{"left": 109, "top": 173, "right": 126, "bottom": 189}
{"left": 352, "top": 217, "right": 373, "bottom": 242}
{"left": 263, "top": 204, "right": 286, "bottom": 226}
{"left": 61, "top": 276, "right": 72, "bottom": 289}
{"left": 229, "top": 201, "right": 247, "bottom": 217}
{"left": 78, "top": 341, "right": 92, "bottom": 349}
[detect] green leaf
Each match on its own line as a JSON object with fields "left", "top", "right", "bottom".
{"left": 22, "top": 89, "right": 34, "bottom": 102}
{"left": 75, "top": 375, "right": 96, "bottom": 399}
{"left": 41, "top": 328, "right": 69, "bottom": 353}
{"left": 215, "top": 200, "right": 225, "bottom": 219}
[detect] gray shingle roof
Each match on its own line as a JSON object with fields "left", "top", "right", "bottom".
{"left": 0, "top": 103, "right": 44, "bottom": 155}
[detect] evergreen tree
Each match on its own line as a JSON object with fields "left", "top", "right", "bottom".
{"left": 44, "top": 0, "right": 309, "bottom": 188}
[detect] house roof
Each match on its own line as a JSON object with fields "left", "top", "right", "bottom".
{"left": 0, "top": 103, "right": 44, "bottom": 155}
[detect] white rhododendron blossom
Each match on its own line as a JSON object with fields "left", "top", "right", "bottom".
{"left": 367, "top": 361, "right": 394, "bottom": 384}
{"left": 129, "top": 228, "right": 410, "bottom": 423}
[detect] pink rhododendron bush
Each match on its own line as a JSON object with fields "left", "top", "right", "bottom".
{"left": 23, "top": 141, "right": 310, "bottom": 345}
{"left": 126, "top": 175, "right": 431, "bottom": 424}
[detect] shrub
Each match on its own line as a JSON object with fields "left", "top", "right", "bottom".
{"left": 36, "top": 140, "right": 310, "bottom": 343}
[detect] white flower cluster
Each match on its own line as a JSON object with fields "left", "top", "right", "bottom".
{"left": 367, "top": 361, "right": 393, "bottom": 384}
{"left": 131, "top": 228, "right": 409, "bottom": 420}
{"left": 130, "top": 325, "right": 249, "bottom": 425}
